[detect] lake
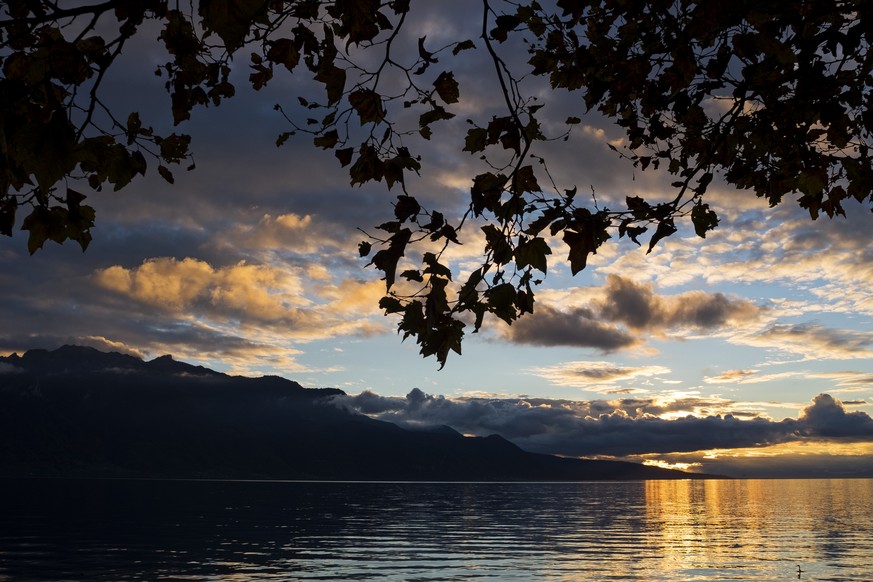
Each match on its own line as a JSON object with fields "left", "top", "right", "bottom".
{"left": 1, "top": 478, "right": 871, "bottom": 580}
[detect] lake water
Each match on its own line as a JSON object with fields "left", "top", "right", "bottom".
{"left": 1, "top": 478, "right": 871, "bottom": 581}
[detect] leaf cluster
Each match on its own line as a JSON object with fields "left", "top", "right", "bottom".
{"left": 0, "top": 0, "right": 192, "bottom": 252}
{"left": 2, "top": 0, "right": 872, "bottom": 367}
{"left": 524, "top": 0, "right": 873, "bottom": 219}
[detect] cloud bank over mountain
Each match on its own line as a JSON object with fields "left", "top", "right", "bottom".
{"left": 335, "top": 389, "right": 873, "bottom": 476}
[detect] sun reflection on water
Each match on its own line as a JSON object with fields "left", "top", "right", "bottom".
{"left": 643, "top": 479, "right": 873, "bottom": 580}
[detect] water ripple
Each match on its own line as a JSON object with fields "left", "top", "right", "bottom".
{"left": 0, "top": 478, "right": 871, "bottom": 580}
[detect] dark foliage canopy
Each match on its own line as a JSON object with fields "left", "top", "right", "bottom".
{"left": 2, "top": 0, "right": 871, "bottom": 365}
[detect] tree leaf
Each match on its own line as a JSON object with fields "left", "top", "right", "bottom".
{"left": 398, "top": 300, "right": 424, "bottom": 341}
{"left": 452, "top": 39, "right": 476, "bottom": 55}
{"left": 348, "top": 88, "right": 385, "bottom": 124}
{"left": 464, "top": 127, "right": 488, "bottom": 154}
{"left": 625, "top": 195, "right": 651, "bottom": 220}
{"left": 276, "top": 131, "right": 295, "bottom": 147}
{"left": 22, "top": 207, "right": 51, "bottom": 255}
{"left": 315, "top": 63, "right": 346, "bottom": 106}
{"left": 513, "top": 165, "right": 540, "bottom": 193}
{"left": 314, "top": 129, "right": 339, "bottom": 149}
{"left": 394, "top": 195, "right": 420, "bottom": 221}
{"left": 486, "top": 283, "right": 518, "bottom": 324}
{"left": 266, "top": 38, "right": 300, "bottom": 71}
{"left": 417, "top": 36, "right": 437, "bottom": 64}
{"left": 419, "top": 106, "right": 455, "bottom": 127}
{"left": 647, "top": 218, "right": 677, "bottom": 254}
{"left": 482, "top": 224, "right": 513, "bottom": 265}
{"left": 423, "top": 252, "right": 452, "bottom": 279}
{"left": 0, "top": 198, "right": 16, "bottom": 237}
{"left": 379, "top": 296, "right": 404, "bottom": 313}
{"left": 336, "top": 147, "right": 354, "bottom": 167}
{"left": 158, "top": 133, "right": 191, "bottom": 162}
{"left": 349, "top": 145, "right": 383, "bottom": 185}
{"left": 400, "top": 269, "right": 424, "bottom": 282}
{"left": 199, "top": 0, "right": 265, "bottom": 52}
{"left": 158, "top": 165, "right": 175, "bottom": 184}
{"left": 433, "top": 71, "right": 459, "bottom": 104}
{"left": 471, "top": 172, "right": 506, "bottom": 215}
{"left": 491, "top": 14, "right": 520, "bottom": 42}
{"left": 515, "top": 237, "right": 551, "bottom": 273}
{"left": 19, "top": 111, "right": 77, "bottom": 193}
{"left": 369, "top": 228, "right": 411, "bottom": 289}
{"left": 563, "top": 211, "right": 611, "bottom": 275}
{"left": 691, "top": 202, "right": 719, "bottom": 238}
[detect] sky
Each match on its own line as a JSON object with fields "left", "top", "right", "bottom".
{"left": 2, "top": 1, "right": 873, "bottom": 478}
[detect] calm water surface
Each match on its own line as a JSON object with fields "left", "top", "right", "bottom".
{"left": 1, "top": 478, "right": 871, "bottom": 581}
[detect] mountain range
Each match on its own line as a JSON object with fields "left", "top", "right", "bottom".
{"left": 0, "top": 345, "right": 715, "bottom": 480}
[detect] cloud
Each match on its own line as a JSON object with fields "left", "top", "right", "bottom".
{"left": 334, "top": 390, "right": 873, "bottom": 458}
{"left": 704, "top": 369, "right": 759, "bottom": 383}
{"left": 526, "top": 361, "right": 672, "bottom": 392}
{"left": 597, "top": 207, "right": 873, "bottom": 318}
{"left": 508, "top": 305, "right": 639, "bottom": 351}
{"left": 315, "top": 278, "right": 387, "bottom": 316}
{"left": 0, "top": 187, "right": 393, "bottom": 379}
{"left": 94, "top": 257, "right": 309, "bottom": 318}
{"left": 809, "top": 371, "right": 873, "bottom": 389}
{"left": 797, "top": 393, "right": 873, "bottom": 438}
{"left": 15, "top": 251, "right": 386, "bottom": 375}
{"left": 503, "top": 274, "right": 764, "bottom": 350}
{"left": 703, "top": 369, "right": 806, "bottom": 385}
{"left": 220, "top": 212, "right": 361, "bottom": 257}
{"left": 595, "top": 274, "right": 763, "bottom": 330}
{"left": 76, "top": 336, "right": 149, "bottom": 359}
{"left": 734, "top": 323, "right": 873, "bottom": 360}
{"left": 92, "top": 256, "right": 386, "bottom": 340}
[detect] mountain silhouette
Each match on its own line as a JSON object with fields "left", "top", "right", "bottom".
{"left": 0, "top": 346, "right": 716, "bottom": 480}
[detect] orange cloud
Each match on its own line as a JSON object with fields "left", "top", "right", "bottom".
{"left": 95, "top": 258, "right": 308, "bottom": 320}
{"left": 93, "top": 257, "right": 387, "bottom": 343}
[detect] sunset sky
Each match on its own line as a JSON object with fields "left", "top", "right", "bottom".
{"left": 2, "top": 1, "right": 872, "bottom": 477}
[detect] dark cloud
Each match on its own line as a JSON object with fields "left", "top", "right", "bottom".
{"left": 334, "top": 390, "right": 873, "bottom": 457}
{"left": 597, "top": 275, "right": 658, "bottom": 328}
{"left": 798, "top": 393, "right": 873, "bottom": 438}
{"left": 509, "top": 306, "right": 638, "bottom": 350}
{"left": 597, "top": 275, "right": 761, "bottom": 330}
{"left": 670, "top": 292, "right": 746, "bottom": 328}
{"left": 505, "top": 275, "right": 763, "bottom": 349}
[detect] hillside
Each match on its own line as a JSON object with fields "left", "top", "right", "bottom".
{"left": 0, "top": 346, "right": 715, "bottom": 480}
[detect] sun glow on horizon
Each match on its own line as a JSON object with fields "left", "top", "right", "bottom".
{"left": 629, "top": 440, "right": 873, "bottom": 477}
{"left": 642, "top": 459, "right": 703, "bottom": 472}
